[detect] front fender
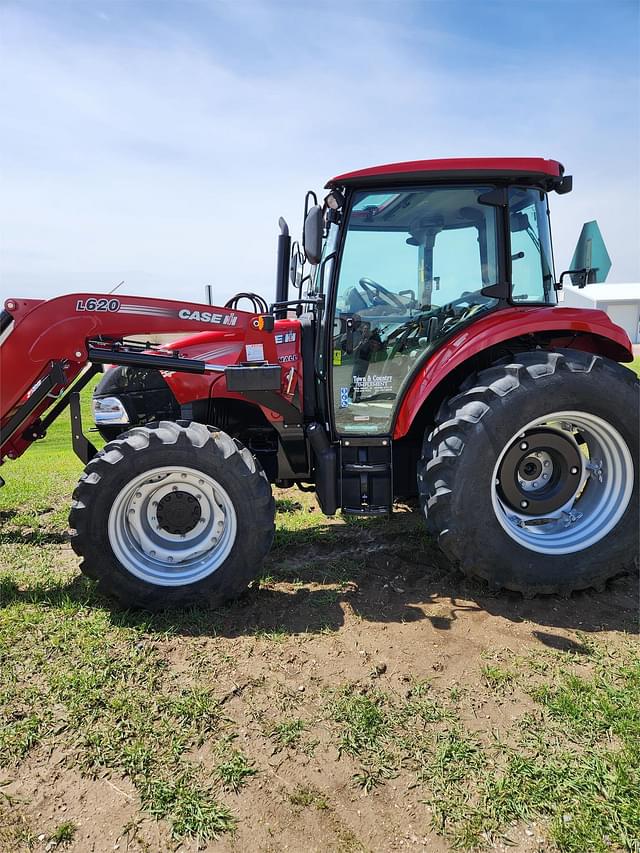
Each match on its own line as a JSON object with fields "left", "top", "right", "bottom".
{"left": 393, "top": 306, "right": 633, "bottom": 440}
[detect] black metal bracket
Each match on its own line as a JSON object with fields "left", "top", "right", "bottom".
{"left": 70, "top": 392, "right": 97, "bottom": 464}
{"left": 0, "top": 360, "right": 66, "bottom": 447}
{"left": 40, "top": 364, "right": 101, "bottom": 432}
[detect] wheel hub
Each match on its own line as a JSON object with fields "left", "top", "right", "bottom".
{"left": 108, "top": 466, "right": 238, "bottom": 587}
{"left": 491, "top": 411, "right": 634, "bottom": 556}
{"left": 497, "top": 428, "right": 583, "bottom": 515}
{"left": 156, "top": 490, "right": 202, "bottom": 535}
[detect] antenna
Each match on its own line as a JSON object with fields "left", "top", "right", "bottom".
{"left": 110, "top": 280, "right": 125, "bottom": 294}
{"left": 205, "top": 285, "right": 213, "bottom": 305}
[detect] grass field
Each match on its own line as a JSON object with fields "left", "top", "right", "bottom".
{"left": 1, "top": 371, "right": 639, "bottom": 852}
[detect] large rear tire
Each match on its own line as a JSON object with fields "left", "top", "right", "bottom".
{"left": 70, "top": 421, "right": 275, "bottom": 610}
{"left": 417, "top": 350, "right": 639, "bottom": 595}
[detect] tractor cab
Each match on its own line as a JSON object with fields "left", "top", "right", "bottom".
{"left": 296, "top": 159, "right": 565, "bottom": 443}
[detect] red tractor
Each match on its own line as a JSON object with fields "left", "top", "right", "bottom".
{"left": 1, "top": 157, "right": 637, "bottom": 609}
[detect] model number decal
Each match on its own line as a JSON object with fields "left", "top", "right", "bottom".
{"left": 76, "top": 298, "right": 121, "bottom": 312}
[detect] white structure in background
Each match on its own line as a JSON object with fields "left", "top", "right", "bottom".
{"left": 562, "top": 283, "right": 640, "bottom": 344}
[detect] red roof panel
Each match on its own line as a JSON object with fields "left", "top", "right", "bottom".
{"left": 326, "top": 157, "right": 563, "bottom": 187}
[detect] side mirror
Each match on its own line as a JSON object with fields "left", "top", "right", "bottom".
{"left": 289, "top": 242, "right": 304, "bottom": 288}
{"left": 303, "top": 205, "right": 323, "bottom": 265}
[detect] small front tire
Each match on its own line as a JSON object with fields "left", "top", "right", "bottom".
{"left": 70, "top": 421, "right": 275, "bottom": 610}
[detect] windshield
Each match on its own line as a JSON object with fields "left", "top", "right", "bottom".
{"left": 331, "top": 185, "right": 500, "bottom": 434}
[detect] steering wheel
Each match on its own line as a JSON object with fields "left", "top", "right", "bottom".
{"left": 357, "top": 277, "right": 405, "bottom": 310}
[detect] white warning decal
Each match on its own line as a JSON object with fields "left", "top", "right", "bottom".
{"left": 245, "top": 343, "right": 265, "bottom": 362}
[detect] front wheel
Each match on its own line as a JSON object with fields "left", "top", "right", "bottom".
{"left": 70, "top": 421, "right": 275, "bottom": 610}
{"left": 418, "top": 351, "right": 638, "bottom": 595}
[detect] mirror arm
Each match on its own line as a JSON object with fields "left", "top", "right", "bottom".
{"left": 556, "top": 268, "right": 593, "bottom": 291}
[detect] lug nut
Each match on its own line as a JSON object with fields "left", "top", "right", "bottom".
{"left": 544, "top": 461, "right": 550, "bottom": 467}
{"left": 520, "top": 500, "right": 529, "bottom": 509}
{"left": 520, "top": 442, "right": 528, "bottom": 451}
{"left": 570, "top": 466, "right": 579, "bottom": 475}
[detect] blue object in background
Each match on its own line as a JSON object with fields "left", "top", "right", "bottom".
{"left": 570, "top": 221, "right": 612, "bottom": 285}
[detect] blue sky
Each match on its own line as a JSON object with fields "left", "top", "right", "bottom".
{"left": 1, "top": 0, "right": 638, "bottom": 305}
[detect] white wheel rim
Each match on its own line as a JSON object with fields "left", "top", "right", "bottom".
{"left": 108, "top": 466, "right": 237, "bottom": 586}
{"left": 491, "top": 411, "right": 633, "bottom": 555}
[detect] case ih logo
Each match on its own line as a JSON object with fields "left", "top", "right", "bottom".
{"left": 178, "top": 309, "right": 238, "bottom": 326}
{"left": 275, "top": 332, "right": 296, "bottom": 345}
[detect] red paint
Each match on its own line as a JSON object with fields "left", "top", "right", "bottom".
{"left": 0, "top": 293, "right": 282, "bottom": 462}
{"left": 327, "top": 157, "right": 563, "bottom": 186}
{"left": 162, "top": 318, "right": 303, "bottom": 407}
{"left": 393, "top": 306, "right": 633, "bottom": 440}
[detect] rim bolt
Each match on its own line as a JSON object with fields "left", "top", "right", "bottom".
{"left": 181, "top": 473, "right": 187, "bottom": 478}
{"left": 198, "top": 518, "right": 206, "bottom": 524}
{"left": 520, "top": 442, "right": 528, "bottom": 451}
{"left": 544, "top": 461, "right": 550, "bottom": 467}
{"left": 520, "top": 500, "right": 529, "bottom": 509}
{"left": 199, "top": 479, "right": 204, "bottom": 485}
{"left": 135, "top": 491, "right": 142, "bottom": 499}
{"left": 128, "top": 508, "right": 135, "bottom": 515}
{"left": 172, "top": 485, "right": 179, "bottom": 492}
{"left": 149, "top": 550, "right": 156, "bottom": 557}
{"left": 181, "top": 534, "right": 186, "bottom": 539}
{"left": 570, "top": 466, "right": 579, "bottom": 475}
{"left": 152, "top": 501, "right": 158, "bottom": 507}
{"left": 168, "top": 556, "right": 174, "bottom": 562}
{"left": 542, "top": 473, "right": 548, "bottom": 479}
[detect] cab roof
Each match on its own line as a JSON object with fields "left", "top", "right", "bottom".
{"left": 326, "top": 157, "right": 564, "bottom": 189}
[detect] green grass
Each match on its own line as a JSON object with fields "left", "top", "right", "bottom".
{"left": 288, "top": 785, "right": 329, "bottom": 810}
{"left": 1, "top": 380, "right": 639, "bottom": 850}
{"left": 324, "top": 643, "right": 640, "bottom": 850}
{"left": 49, "top": 820, "right": 77, "bottom": 846}
{"left": 269, "top": 718, "right": 306, "bottom": 750}
{"left": 215, "top": 749, "right": 257, "bottom": 793}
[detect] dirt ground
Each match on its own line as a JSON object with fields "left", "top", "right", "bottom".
{"left": 1, "top": 494, "right": 638, "bottom": 853}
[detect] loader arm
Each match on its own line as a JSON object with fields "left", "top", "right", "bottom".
{"left": 0, "top": 293, "right": 281, "bottom": 464}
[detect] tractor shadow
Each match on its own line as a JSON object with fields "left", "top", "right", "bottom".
{"left": 2, "top": 504, "right": 637, "bottom": 641}
{"left": 117, "top": 507, "right": 640, "bottom": 640}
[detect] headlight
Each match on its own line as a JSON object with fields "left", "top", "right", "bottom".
{"left": 92, "top": 396, "right": 130, "bottom": 425}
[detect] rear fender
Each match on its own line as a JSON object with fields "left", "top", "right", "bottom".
{"left": 393, "top": 306, "right": 633, "bottom": 440}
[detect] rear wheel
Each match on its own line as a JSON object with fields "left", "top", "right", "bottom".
{"left": 70, "top": 421, "right": 274, "bottom": 609}
{"left": 418, "top": 350, "right": 638, "bottom": 595}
